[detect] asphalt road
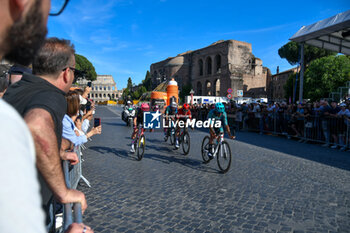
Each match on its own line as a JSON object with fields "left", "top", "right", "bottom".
{"left": 79, "top": 106, "right": 350, "bottom": 233}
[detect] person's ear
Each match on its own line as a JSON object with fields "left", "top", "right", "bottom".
{"left": 10, "top": 0, "right": 31, "bottom": 20}
{"left": 62, "top": 68, "right": 69, "bottom": 84}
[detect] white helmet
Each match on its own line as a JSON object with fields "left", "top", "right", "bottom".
{"left": 171, "top": 102, "right": 177, "bottom": 108}
{"left": 127, "top": 100, "right": 132, "bottom": 105}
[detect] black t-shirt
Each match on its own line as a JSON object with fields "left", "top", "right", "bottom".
{"left": 136, "top": 107, "right": 144, "bottom": 125}
{"left": 3, "top": 73, "right": 67, "bottom": 210}
{"left": 4, "top": 73, "right": 67, "bottom": 149}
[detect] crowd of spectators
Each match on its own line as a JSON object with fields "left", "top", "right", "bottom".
{"left": 189, "top": 98, "right": 350, "bottom": 151}
{"left": 0, "top": 1, "right": 96, "bottom": 233}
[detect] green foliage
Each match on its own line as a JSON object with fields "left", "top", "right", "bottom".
{"left": 127, "top": 77, "right": 133, "bottom": 90}
{"left": 142, "top": 71, "right": 152, "bottom": 91}
{"left": 278, "top": 42, "right": 335, "bottom": 66}
{"left": 179, "top": 83, "right": 192, "bottom": 104}
{"left": 75, "top": 54, "right": 97, "bottom": 81}
{"left": 284, "top": 73, "right": 299, "bottom": 101}
{"left": 304, "top": 55, "right": 350, "bottom": 101}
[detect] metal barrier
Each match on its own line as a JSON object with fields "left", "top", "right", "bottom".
{"left": 233, "top": 112, "right": 350, "bottom": 150}
{"left": 60, "top": 144, "right": 91, "bottom": 232}
{"left": 62, "top": 159, "right": 83, "bottom": 231}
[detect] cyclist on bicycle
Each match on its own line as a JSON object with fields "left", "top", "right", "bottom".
{"left": 164, "top": 101, "right": 178, "bottom": 141}
{"left": 174, "top": 103, "right": 192, "bottom": 149}
{"left": 207, "top": 102, "right": 235, "bottom": 159}
{"left": 130, "top": 102, "right": 150, "bottom": 153}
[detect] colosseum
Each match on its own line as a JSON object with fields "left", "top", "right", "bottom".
{"left": 150, "top": 40, "right": 271, "bottom": 97}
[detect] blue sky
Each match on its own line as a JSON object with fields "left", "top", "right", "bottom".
{"left": 47, "top": 0, "right": 350, "bottom": 89}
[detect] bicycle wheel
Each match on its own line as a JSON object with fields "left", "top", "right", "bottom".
{"left": 137, "top": 135, "right": 145, "bottom": 161}
{"left": 170, "top": 130, "right": 175, "bottom": 145}
{"left": 217, "top": 141, "right": 232, "bottom": 173}
{"left": 201, "top": 136, "right": 211, "bottom": 163}
{"left": 182, "top": 131, "right": 190, "bottom": 155}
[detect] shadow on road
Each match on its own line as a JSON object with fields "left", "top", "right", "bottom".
{"left": 145, "top": 144, "right": 219, "bottom": 174}
{"left": 89, "top": 146, "right": 138, "bottom": 161}
{"left": 103, "top": 122, "right": 129, "bottom": 127}
{"left": 235, "top": 131, "right": 350, "bottom": 172}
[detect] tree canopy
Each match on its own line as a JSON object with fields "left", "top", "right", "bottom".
{"left": 75, "top": 54, "right": 97, "bottom": 81}
{"left": 304, "top": 55, "right": 350, "bottom": 101}
{"left": 278, "top": 42, "right": 335, "bottom": 66}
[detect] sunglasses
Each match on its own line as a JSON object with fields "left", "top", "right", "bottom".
{"left": 50, "top": 0, "right": 70, "bottom": 16}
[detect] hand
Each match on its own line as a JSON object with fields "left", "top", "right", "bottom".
{"left": 60, "top": 189, "right": 87, "bottom": 214}
{"left": 61, "top": 151, "right": 79, "bottom": 165}
{"left": 93, "top": 125, "right": 102, "bottom": 135}
{"left": 66, "top": 223, "right": 93, "bottom": 233}
{"left": 84, "top": 86, "right": 91, "bottom": 94}
{"left": 229, "top": 135, "right": 236, "bottom": 140}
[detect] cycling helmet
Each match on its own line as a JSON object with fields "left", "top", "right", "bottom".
{"left": 127, "top": 100, "right": 132, "bottom": 105}
{"left": 153, "top": 105, "right": 160, "bottom": 111}
{"left": 215, "top": 102, "right": 225, "bottom": 113}
{"left": 141, "top": 103, "right": 150, "bottom": 112}
{"left": 183, "top": 103, "right": 190, "bottom": 110}
{"left": 171, "top": 102, "right": 177, "bottom": 108}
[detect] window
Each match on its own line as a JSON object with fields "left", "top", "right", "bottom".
{"left": 206, "top": 57, "right": 212, "bottom": 75}
{"left": 198, "top": 59, "right": 203, "bottom": 76}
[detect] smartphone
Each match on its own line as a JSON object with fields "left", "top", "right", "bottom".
{"left": 87, "top": 81, "right": 92, "bottom": 87}
{"left": 94, "top": 118, "right": 101, "bottom": 127}
{"left": 86, "top": 104, "right": 91, "bottom": 111}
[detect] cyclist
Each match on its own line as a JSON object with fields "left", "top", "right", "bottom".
{"left": 130, "top": 103, "right": 150, "bottom": 153}
{"left": 174, "top": 103, "right": 192, "bottom": 149}
{"left": 164, "top": 101, "right": 178, "bottom": 141}
{"left": 207, "top": 102, "right": 235, "bottom": 160}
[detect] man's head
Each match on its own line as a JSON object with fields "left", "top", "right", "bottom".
{"left": 8, "top": 64, "right": 32, "bottom": 84}
{"left": 1, "top": 0, "right": 50, "bottom": 65}
{"left": 330, "top": 101, "right": 337, "bottom": 108}
{"left": 33, "top": 37, "right": 76, "bottom": 93}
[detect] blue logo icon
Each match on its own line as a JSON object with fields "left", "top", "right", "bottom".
{"left": 143, "top": 111, "right": 161, "bottom": 129}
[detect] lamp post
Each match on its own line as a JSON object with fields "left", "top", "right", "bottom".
{"left": 190, "top": 89, "right": 195, "bottom": 106}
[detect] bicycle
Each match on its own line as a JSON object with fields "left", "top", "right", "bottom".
{"left": 201, "top": 133, "right": 232, "bottom": 173}
{"left": 178, "top": 127, "right": 190, "bottom": 155}
{"left": 164, "top": 126, "right": 176, "bottom": 146}
{"left": 133, "top": 124, "right": 145, "bottom": 161}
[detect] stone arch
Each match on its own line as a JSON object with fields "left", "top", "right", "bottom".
{"left": 112, "top": 94, "right": 115, "bottom": 99}
{"left": 215, "top": 54, "right": 221, "bottom": 73}
{"left": 198, "top": 59, "right": 203, "bottom": 76}
{"left": 196, "top": 81, "right": 202, "bottom": 96}
{"left": 205, "top": 80, "right": 212, "bottom": 96}
{"left": 215, "top": 79, "right": 220, "bottom": 96}
{"left": 99, "top": 93, "right": 102, "bottom": 98}
{"left": 206, "top": 57, "right": 212, "bottom": 75}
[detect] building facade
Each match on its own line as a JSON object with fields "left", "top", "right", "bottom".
{"left": 77, "top": 75, "right": 120, "bottom": 102}
{"left": 150, "top": 40, "right": 271, "bottom": 98}
{"left": 268, "top": 67, "right": 299, "bottom": 101}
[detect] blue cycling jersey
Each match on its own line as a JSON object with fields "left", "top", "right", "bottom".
{"left": 165, "top": 105, "right": 178, "bottom": 115}
{"left": 207, "top": 109, "right": 228, "bottom": 129}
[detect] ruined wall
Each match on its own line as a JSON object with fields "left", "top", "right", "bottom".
{"left": 150, "top": 39, "right": 269, "bottom": 98}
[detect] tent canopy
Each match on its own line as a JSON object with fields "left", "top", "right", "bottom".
{"left": 290, "top": 10, "right": 350, "bottom": 55}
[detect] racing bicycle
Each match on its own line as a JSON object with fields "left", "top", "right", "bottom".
{"left": 201, "top": 133, "right": 232, "bottom": 173}
{"left": 133, "top": 124, "right": 145, "bottom": 161}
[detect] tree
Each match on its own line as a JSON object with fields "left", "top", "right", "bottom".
{"left": 179, "top": 83, "right": 192, "bottom": 104}
{"left": 127, "top": 77, "right": 133, "bottom": 90}
{"left": 284, "top": 73, "right": 299, "bottom": 101}
{"left": 278, "top": 42, "right": 335, "bottom": 66}
{"left": 75, "top": 54, "right": 97, "bottom": 81}
{"left": 142, "top": 71, "right": 153, "bottom": 91}
{"left": 304, "top": 55, "right": 350, "bottom": 101}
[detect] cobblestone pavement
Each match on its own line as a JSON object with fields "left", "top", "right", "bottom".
{"left": 79, "top": 106, "right": 350, "bottom": 233}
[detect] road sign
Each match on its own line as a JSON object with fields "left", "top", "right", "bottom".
{"left": 227, "top": 88, "right": 233, "bottom": 94}
{"left": 237, "top": 90, "right": 243, "bottom": 97}
{"left": 227, "top": 93, "right": 232, "bottom": 99}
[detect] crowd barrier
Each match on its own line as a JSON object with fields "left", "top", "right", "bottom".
{"left": 194, "top": 109, "right": 350, "bottom": 150}
{"left": 59, "top": 145, "right": 91, "bottom": 232}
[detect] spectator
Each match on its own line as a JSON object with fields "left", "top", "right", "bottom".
{"left": 0, "top": 76, "right": 8, "bottom": 98}
{"left": 3, "top": 38, "right": 87, "bottom": 232}
{"left": 63, "top": 90, "right": 101, "bottom": 146}
{"left": 8, "top": 64, "right": 32, "bottom": 85}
